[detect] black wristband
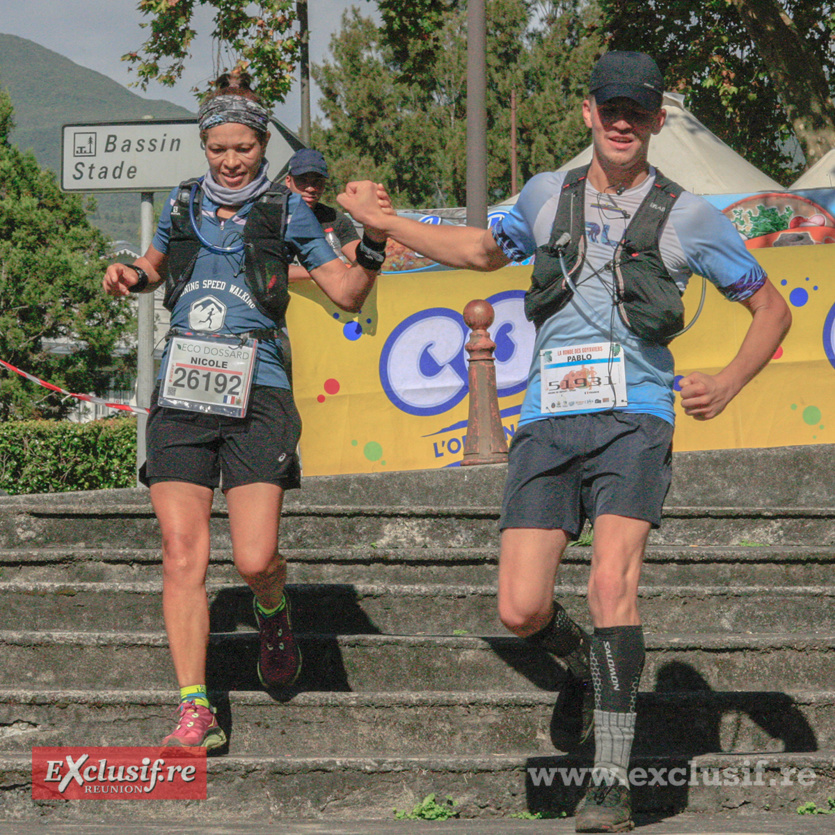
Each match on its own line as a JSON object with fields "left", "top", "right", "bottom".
{"left": 361, "top": 233, "right": 387, "bottom": 253}
{"left": 124, "top": 264, "right": 149, "bottom": 293}
{"left": 355, "top": 240, "right": 386, "bottom": 272}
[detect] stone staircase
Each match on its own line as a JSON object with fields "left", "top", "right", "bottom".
{"left": 0, "top": 445, "right": 834, "bottom": 822}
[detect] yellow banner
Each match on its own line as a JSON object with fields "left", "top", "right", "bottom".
{"left": 287, "top": 245, "right": 834, "bottom": 476}
{"left": 672, "top": 243, "right": 832, "bottom": 451}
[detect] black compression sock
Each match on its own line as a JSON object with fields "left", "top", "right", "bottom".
{"left": 590, "top": 625, "right": 645, "bottom": 785}
{"left": 590, "top": 625, "right": 644, "bottom": 713}
{"left": 527, "top": 601, "right": 590, "bottom": 679}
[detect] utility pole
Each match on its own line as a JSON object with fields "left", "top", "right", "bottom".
{"left": 466, "top": 0, "right": 487, "bottom": 228}
{"left": 510, "top": 89, "right": 518, "bottom": 195}
{"left": 298, "top": 0, "right": 310, "bottom": 145}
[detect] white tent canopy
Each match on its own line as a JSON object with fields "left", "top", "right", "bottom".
{"left": 495, "top": 93, "right": 783, "bottom": 206}
{"left": 792, "top": 149, "right": 835, "bottom": 189}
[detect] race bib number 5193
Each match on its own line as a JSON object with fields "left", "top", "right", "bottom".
{"left": 540, "top": 341, "right": 627, "bottom": 413}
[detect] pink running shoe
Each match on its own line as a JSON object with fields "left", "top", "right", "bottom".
{"left": 162, "top": 701, "right": 227, "bottom": 751}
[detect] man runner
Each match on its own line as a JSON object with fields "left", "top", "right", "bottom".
{"left": 338, "top": 51, "right": 790, "bottom": 832}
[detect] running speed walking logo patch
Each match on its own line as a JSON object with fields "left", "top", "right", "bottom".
{"left": 32, "top": 747, "right": 207, "bottom": 799}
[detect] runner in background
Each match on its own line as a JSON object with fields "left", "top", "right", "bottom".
{"left": 284, "top": 149, "right": 360, "bottom": 279}
{"left": 103, "top": 72, "right": 386, "bottom": 752}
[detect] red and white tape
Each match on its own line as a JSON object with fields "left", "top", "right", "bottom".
{"left": 0, "top": 359, "right": 149, "bottom": 416}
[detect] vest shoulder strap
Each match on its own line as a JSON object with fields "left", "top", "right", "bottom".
{"left": 621, "top": 169, "right": 682, "bottom": 252}
{"left": 262, "top": 180, "right": 291, "bottom": 199}
{"left": 250, "top": 180, "right": 291, "bottom": 215}
{"left": 177, "top": 176, "right": 202, "bottom": 194}
{"left": 265, "top": 182, "right": 291, "bottom": 235}
{"left": 242, "top": 181, "right": 291, "bottom": 251}
{"left": 176, "top": 177, "right": 202, "bottom": 206}
{"left": 548, "top": 165, "right": 589, "bottom": 248}
{"left": 172, "top": 177, "right": 203, "bottom": 231}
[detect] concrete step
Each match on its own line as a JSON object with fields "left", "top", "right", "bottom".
{"left": 0, "top": 503, "right": 501, "bottom": 550}
{"left": 0, "top": 449, "right": 832, "bottom": 824}
{"left": 1, "top": 581, "right": 834, "bottom": 635}
{"left": 2, "top": 443, "right": 835, "bottom": 510}
{"left": 2, "top": 545, "right": 834, "bottom": 586}
{"left": 650, "top": 507, "right": 835, "bottom": 546}
{"left": 0, "top": 688, "right": 828, "bottom": 757}
{"left": 1, "top": 631, "right": 832, "bottom": 692}
{"left": 1, "top": 751, "right": 834, "bottom": 819}
{"left": 666, "top": 443, "right": 835, "bottom": 508}
{"left": 3, "top": 501, "right": 835, "bottom": 550}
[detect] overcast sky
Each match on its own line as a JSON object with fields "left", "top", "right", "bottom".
{"left": 0, "top": 0, "right": 376, "bottom": 129}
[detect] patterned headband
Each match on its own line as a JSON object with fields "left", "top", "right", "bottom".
{"left": 198, "top": 94, "right": 270, "bottom": 134}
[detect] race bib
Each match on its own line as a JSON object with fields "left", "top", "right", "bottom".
{"left": 159, "top": 335, "right": 257, "bottom": 418}
{"left": 540, "top": 341, "right": 627, "bottom": 414}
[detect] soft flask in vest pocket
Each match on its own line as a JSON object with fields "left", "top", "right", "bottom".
{"left": 524, "top": 243, "right": 576, "bottom": 330}
{"left": 613, "top": 247, "right": 685, "bottom": 345}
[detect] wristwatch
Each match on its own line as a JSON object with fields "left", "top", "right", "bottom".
{"left": 124, "top": 264, "right": 150, "bottom": 293}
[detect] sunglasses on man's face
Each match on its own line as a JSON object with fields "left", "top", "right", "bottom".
{"left": 292, "top": 174, "right": 327, "bottom": 190}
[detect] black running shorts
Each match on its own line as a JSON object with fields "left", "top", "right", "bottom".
{"left": 500, "top": 412, "right": 673, "bottom": 537}
{"left": 142, "top": 384, "right": 302, "bottom": 491}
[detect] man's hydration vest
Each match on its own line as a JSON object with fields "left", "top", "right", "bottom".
{"left": 524, "top": 166, "right": 684, "bottom": 345}
{"left": 164, "top": 178, "right": 292, "bottom": 325}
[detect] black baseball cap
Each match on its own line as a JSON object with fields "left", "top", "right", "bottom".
{"left": 288, "top": 148, "right": 329, "bottom": 178}
{"left": 589, "top": 52, "right": 664, "bottom": 111}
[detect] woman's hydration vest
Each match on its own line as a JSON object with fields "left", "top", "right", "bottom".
{"left": 524, "top": 166, "right": 684, "bottom": 345}
{"left": 164, "top": 178, "right": 292, "bottom": 326}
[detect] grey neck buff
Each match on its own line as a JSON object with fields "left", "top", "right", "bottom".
{"left": 201, "top": 160, "right": 272, "bottom": 208}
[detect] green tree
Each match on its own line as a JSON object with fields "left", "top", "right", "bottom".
{"left": 376, "top": 0, "right": 460, "bottom": 82}
{"left": 517, "top": 1, "right": 602, "bottom": 176}
{"left": 0, "top": 92, "right": 135, "bottom": 421}
{"left": 311, "top": 11, "right": 441, "bottom": 208}
{"left": 600, "top": 0, "right": 835, "bottom": 181}
{"left": 123, "top": 0, "right": 301, "bottom": 108}
{"left": 727, "top": 0, "right": 835, "bottom": 166}
{"left": 312, "top": 0, "right": 602, "bottom": 208}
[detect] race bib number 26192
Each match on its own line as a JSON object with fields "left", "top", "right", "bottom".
{"left": 159, "top": 335, "right": 257, "bottom": 418}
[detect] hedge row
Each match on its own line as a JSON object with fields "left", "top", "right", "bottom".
{"left": 0, "top": 417, "right": 137, "bottom": 495}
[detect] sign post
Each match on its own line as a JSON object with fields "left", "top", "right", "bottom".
{"left": 136, "top": 193, "right": 156, "bottom": 480}
{"left": 60, "top": 117, "right": 303, "bottom": 480}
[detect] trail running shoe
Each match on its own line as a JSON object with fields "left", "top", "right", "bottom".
{"left": 162, "top": 701, "right": 227, "bottom": 751}
{"left": 563, "top": 622, "right": 591, "bottom": 680}
{"left": 254, "top": 594, "right": 302, "bottom": 688}
{"left": 548, "top": 622, "right": 594, "bottom": 749}
{"left": 575, "top": 781, "right": 634, "bottom": 833}
{"left": 568, "top": 627, "right": 594, "bottom": 744}
{"left": 556, "top": 673, "right": 595, "bottom": 748}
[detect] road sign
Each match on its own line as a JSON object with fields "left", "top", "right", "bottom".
{"left": 61, "top": 118, "right": 303, "bottom": 193}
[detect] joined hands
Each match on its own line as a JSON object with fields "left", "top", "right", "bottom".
{"left": 339, "top": 181, "right": 395, "bottom": 242}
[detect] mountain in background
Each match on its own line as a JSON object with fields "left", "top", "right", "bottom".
{"left": 0, "top": 33, "right": 195, "bottom": 245}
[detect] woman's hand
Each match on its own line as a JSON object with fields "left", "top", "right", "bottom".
{"left": 103, "top": 249, "right": 166, "bottom": 297}
{"left": 103, "top": 263, "right": 142, "bottom": 297}
{"left": 363, "top": 183, "right": 394, "bottom": 244}
{"left": 338, "top": 181, "right": 392, "bottom": 233}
